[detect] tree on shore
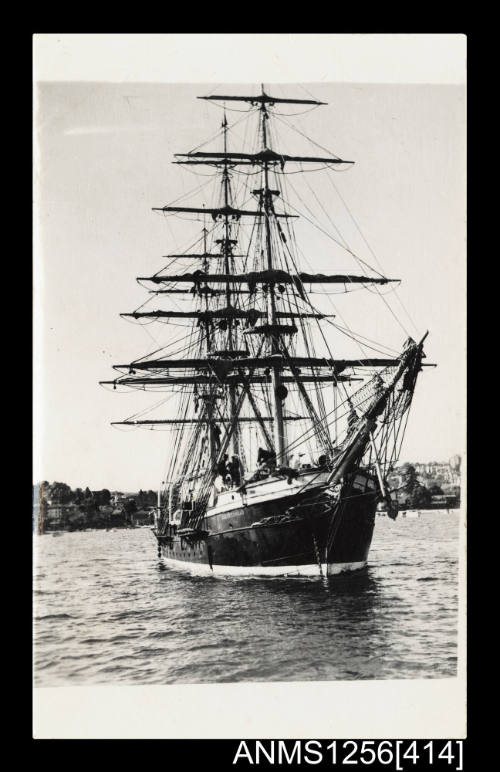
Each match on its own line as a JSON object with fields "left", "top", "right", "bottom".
{"left": 49, "top": 482, "right": 73, "bottom": 504}
{"left": 93, "top": 489, "right": 111, "bottom": 506}
{"left": 401, "top": 464, "right": 432, "bottom": 508}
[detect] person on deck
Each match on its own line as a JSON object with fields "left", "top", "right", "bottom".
{"left": 213, "top": 425, "right": 221, "bottom": 452}
{"left": 257, "top": 447, "right": 276, "bottom": 471}
{"left": 229, "top": 455, "right": 241, "bottom": 486}
{"left": 217, "top": 454, "right": 229, "bottom": 478}
{"left": 293, "top": 454, "right": 304, "bottom": 471}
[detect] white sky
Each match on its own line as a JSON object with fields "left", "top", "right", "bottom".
{"left": 34, "top": 36, "right": 466, "bottom": 492}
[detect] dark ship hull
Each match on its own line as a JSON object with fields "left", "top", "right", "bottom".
{"left": 155, "top": 469, "right": 378, "bottom": 577}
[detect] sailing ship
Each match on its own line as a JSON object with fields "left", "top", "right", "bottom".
{"left": 101, "top": 85, "right": 433, "bottom": 577}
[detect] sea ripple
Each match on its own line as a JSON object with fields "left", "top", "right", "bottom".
{"left": 33, "top": 512, "right": 461, "bottom": 686}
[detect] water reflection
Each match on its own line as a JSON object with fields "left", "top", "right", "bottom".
{"left": 154, "top": 562, "right": 384, "bottom": 677}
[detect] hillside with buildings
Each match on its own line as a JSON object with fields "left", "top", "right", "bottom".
{"left": 386, "top": 455, "right": 462, "bottom": 510}
{"left": 33, "top": 483, "right": 156, "bottom": 534}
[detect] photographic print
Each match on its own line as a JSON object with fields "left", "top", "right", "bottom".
{"left": 33, "top": 34, "right": 466, "bottom": 739}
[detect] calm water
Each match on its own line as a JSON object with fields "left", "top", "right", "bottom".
{"left": 33, "top": 512, "right": 460, "bottom": 686}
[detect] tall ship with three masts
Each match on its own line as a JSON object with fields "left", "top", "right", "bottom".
{"left": 101, "top": 85, "right": 433, "bottom": 577}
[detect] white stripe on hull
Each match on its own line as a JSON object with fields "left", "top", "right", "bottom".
{"left": 159, "top": 555, "right": 366, "bottom": 577}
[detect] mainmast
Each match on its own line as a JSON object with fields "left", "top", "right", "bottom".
{"left": 259, "top": 85, "right": 286, "bottom": 463}
{"left": 221, "top": 113, "right": 239, "bottom": 460}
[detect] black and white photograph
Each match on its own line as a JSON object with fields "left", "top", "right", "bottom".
{"left": 33, "top": 34, "right": 466, "bottom": 739}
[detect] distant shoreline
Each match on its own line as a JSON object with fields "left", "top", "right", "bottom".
{"left": 34, "top": 522, "right": 154, "bottom": 534}
{"left": 36, "top": 509, "right": 462, "bottom": 536}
